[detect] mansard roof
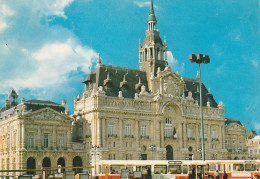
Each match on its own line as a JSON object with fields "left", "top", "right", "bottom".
{"left": 0, "top": 99, "right": 65, "bottom": 122}
{"left": 225, "top": 118, "right": 242, "bottom": 126}
{"left": 183, "top": 77, "right": 218, "bottom": 108}
{"left": 83, "top": 64, "right": 219, "bottom": 108}
{"left": 83, "top": 64, "right": 149, "bottom": 98}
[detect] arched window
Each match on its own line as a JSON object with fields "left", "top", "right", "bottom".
{"left": 42, "top": 157, "right": 51, "bottom": 168}
{"left": 73, "top": 156, "right": 83, "bottom": 174}
{"left": 57, "top": 157, "right": 65, "bottom": 173}
{"left": 27, "top": 157, "right": 36, "bottom": 175}
{"left": 164, "top": 118, "right": 172, "bottom": 138}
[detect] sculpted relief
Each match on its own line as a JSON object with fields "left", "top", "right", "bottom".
{"left": 163, "top": 76, "right": 182, "bottom": 97}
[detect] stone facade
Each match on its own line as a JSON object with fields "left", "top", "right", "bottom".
{"left": 224, "top": 118, "right": 248, "bottom": 160}
{"left": 0, "top": 0, "right": 251, "bottom": 173}
{"left": 0, "top": 93, "right": 87, "bottom": 174}
{"left": 247, "top": 136, "right": 260, "bottom": 160}
{"left": 73, "top": 0, "right": 248, "bottom": 161}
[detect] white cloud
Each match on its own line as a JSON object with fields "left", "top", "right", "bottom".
{"left": 0, "top": 0, "right": 97, "bottom": 109}
{"left": 0, "top": 3, "right": 14, "bottom": 32}
{"left": 167, "top": 51, "right": 185, "bottom": 74}
{"left": 4, "top": 38, "right": 97, "bottom": 90}
{"left": 134, "top": 1, "right": 159, "bottom": 9}
{"left": 134, "top": 1, "right": 150, "bottom": 8}
{"left": 216, "top": 63, "right": 226, "bottom": 74}
{"left": 251, "top": 60, "right": 259, "bottom": 67}
{"left": 212, "top": 43, "right": 223, "bottom": 56}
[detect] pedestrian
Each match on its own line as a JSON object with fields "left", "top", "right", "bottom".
{"left": 215, "top": 170, "right": 219, "bottom": 179}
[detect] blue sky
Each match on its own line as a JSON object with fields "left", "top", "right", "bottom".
{"left": 0, "top": 0, "right": 259, "bottom": 133}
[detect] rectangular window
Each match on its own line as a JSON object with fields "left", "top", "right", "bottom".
{"left": 212, "top": 129, "right": 216, "bottom": 139}
{"left": 113, "top": 142, "right": 116, "bottom": 147}
{"left": 87, "top": 124, "right": 91, "bottom": 137}
{"left": 58, "top": 134, "right": 64, "bottom": 147}
{"left": 125, "top": 124, "right": 131, "bottom": 137}
{"left": 141, "top": 125, "right": 146, "bottom": 137}
{"left": 28, "top": 132, "right": 34, "bottom": 148}
{"left": 43, "top": 133, "right": 49, "bottom": 148}
{"left": 188, "top": 128, "right": 193, "bottom": 138}
{"left": 108, "top": 124, "right": 115, "bottom": 137}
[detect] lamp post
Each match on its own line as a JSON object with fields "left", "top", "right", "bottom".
{"left": 188, "top": 54, "right": 210, "bottom": 161}
{"left": 149, "top": 144, "right": 156, "bottom": 160}
{"left": 91, "top": 145, "right": 101, "bottom": 176}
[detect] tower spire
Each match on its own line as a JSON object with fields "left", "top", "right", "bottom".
{"left": 150, "top": 0, "right": 154, "bottom": 14}
{"left": 148, "top": 0, "right": 157, "bottom": 30}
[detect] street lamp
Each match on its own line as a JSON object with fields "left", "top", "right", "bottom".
{"left": 91, "top": 145, "right": 101, "bottom": 176}
{"left": 149, "top": 144, "right": 156, "bottom": 160}
{"left": 189, "top": 54, "right": 210, "bottom": 161}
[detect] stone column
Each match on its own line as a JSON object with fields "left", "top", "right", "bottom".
{"left": 67, "top": 130, "right": 71, "bottom": 149}
{"left": 97, "top": 117, "right": 101, "bottom": 147}
{"left": 21, "top": 124, "right": 25, "bottom": 149}
{"left": 119, "top": 119, "right": 123, "bottom": 148}
{"left": 52, "top": 127, "right": 56, "bottom": 149}
{"left": 156, "top": 118, "right": 160, "bottom": 148}
{"left": 160, "top": 121, "right": 164, "bottom": 147}
{"left": 102, "top": 118, "right": 106, "bottom": 147}
{"left": 135, "top": 120, "right": 139, "bottom": 147}
{"left": 38, "top": 126, "right": 41, "bottom": 149}
{"left": 183, "top": 123, "right": 187, "bottom": 148}
{"left": 179, "top": 123, "right": 183, "bottom": 148}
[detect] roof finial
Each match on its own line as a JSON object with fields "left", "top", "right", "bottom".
{"left": 139, "top": 39, "right": 141, "bottom": 48}
{"left": 150, "top": 0, "right": 154, "bottom": 14}
{"left": 123, "top": 74, "right": 126, "bottom": 82}
{"left": 97, "top": 53, "right": 101, "bottom": 64}
{"left": 106, "top": 72, "right": 110, "bottom": 80}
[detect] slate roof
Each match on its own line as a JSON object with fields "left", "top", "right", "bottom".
{"left": 83, "top": 64, "right": 148, "bottom": 98}
{"left": 0, "top": 100, "right": 65, "bottom": 122}
{"left": 83, "top": 64, "right": 218, "bottom": 108}
{"left": 183, "top": 77, "right": 218, "bottom": 108}
{"left": 225, "top": 118, "right": 242, "bottom": 126}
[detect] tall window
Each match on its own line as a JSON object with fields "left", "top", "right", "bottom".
{"left": 43, "top": 133, "right": 49, "bottom": 148}
{"left": 125, "top": 124, "right": 131, "bottom": 137}
{"left": 87, "top": 124, "right": 91, "bottom": 137}
{"left": 164, "top": 118, "right": 172, "bottom": 138}
{"left": 108, "top": 124, "right": 115, "bottom": 137}
{"left": 141, "top": 125, "right": 147, "bottom": 137}
{"left": 188, "top": 128, "right": 193, "bottom": 138}
{"left": 58, "top": 134, "right": 64, "bottom": 147}
{"left": 28, "top": 132, "right": 34, "bottom": 148}
{"left": 212, "top": 129, "right": 217, "bottom": 139}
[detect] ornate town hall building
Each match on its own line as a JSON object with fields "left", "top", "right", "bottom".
{"left": 74, "top": 0, "right": 248, "bottom": 161}
{"left": 0, "top": 0, "right": 248, "bottom": 173}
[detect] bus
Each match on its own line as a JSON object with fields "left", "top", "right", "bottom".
{"left": 96, "top": 160, "right": 208, "bottom": 179}
{"left": 207, "top": 160, "right": 260, "bottom": 179}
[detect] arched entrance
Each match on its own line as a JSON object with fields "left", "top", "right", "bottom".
{"left": 166, "top": 145, "right": 173, "bottom": 160}
{"left": 73, "top": 156, "right": 83, "bottom": 173}
{"left": 27, "top": 157, "right": 36, "bottom": 175}
{"left": 42, "top": 157, "right": 51, "bottom": 168}
{"left": 234, "top": 156, "right": 239, "bottom": 160}
{"left": 57, "top": 157, "right": 65, "bottom": 173}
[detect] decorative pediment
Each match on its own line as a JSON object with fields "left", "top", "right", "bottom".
{"left": 162, "top": 75, "right": 183, "bottom": 97}
{"left": 226, "top": 122, "right": 245, "bottom": 132}
{"left": 22, "top": 107, "right": 71, "bottom": 121}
